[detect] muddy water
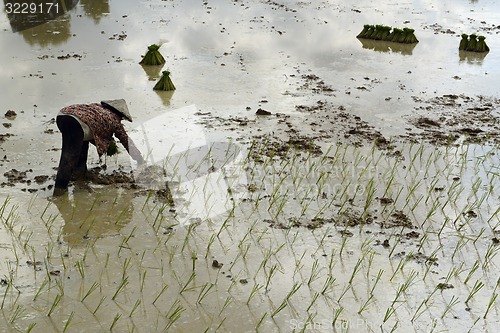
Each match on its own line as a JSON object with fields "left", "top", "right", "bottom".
{"left": 1, "top": 0, "right": 500, "bottom": 332}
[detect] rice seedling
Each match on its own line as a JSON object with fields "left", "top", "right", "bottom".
{"left": 270, "top": 282, "right": 301, "bottom": 317}
{"left": 26, "top": 323, "right": 36, "bottom": 333}
{"left": 483, "top": 292, "right": 498, "bottom": 319}
{"left": 482, "top": 242, "right": 498, "bottom": 270}
{"left": 308, "top": 258, "right": 321, "bottom": 286}
{"left": 348, "top": 257, "right": 364, "bottom": 285}
{"left": 93, "top": 296, "right": 106, "bottom": 315}
{"left": 153, "top": 284, "right": 169, "bottom": 305}
{"left": 179, "top": 272, "right": 196, "bottom": 293}
{"left": 219, "top": 296, "right": 232, "bottom": 316}
{"left": 441, "top": 295, "right": 460, "bottom": 318}
{"left": 47, "top": 294, "right": 62, "bottom": 316}
{"left": 112, "top": 277, "right": 129, "bottom": 301}
{"left": 81, "top": 281, "right": 99, "bottom": 302}
{"left": 337, "top": 283, "right": 352, "bottom": 303}
{"left": 110, "top": 313, "right": 122, "bottom": 332}
{"left": 464, "top": 260, "right": 480, "bottom": 285}
{"left": 196, "top": 282, "right": 214, "bottom": 304}
{"left": 75, "top": 260, "right": 85, "bottom": 279}
{"left": 62, "top": 311, "right": 75, "bottom": 332}
{"left": 329, "top": 307, "right": 344, "bottom": 330}
{"left": 33, "top": 278, "right": 49, "bottom": 301}
{"left": 370, "top": 269, "right": 384, "bottom": 295}
{"left": 390, "top": 270, "right": 418, "bottom": 308}
{"left": 264, "top": 264, "right": 278, "bottom": 290}
{"left": 382, "top": 305, "right": 397, "bottom": 323}
{"left": 255, "top": 312, "right": 267, "bottom": 332}
{"left": 465, "top": 280, "right": 484, "bottom": 305}
{"left": 246, "top": 283, "right": 263, "bottom": 305}
{"left": 164, "top": 300, "right": 185, "bottom": 331}
{"left": 8, "top": 304, "right": 25, "bottom": 325}
{"left": 411, "top": 297, "right": 430, "bottom": 322}
{"left": 129, "top": 299, "right": 141, "bottom": 317}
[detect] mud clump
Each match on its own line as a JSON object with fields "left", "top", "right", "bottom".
{"left": 299, "top": 74, "right": 336, "bottom": 94}
{"left": 381, "top": 210, "right": 414, "bottom": 228}
{"left": 250, "top": 135, "right": 323, "bottom": 161}
{"left": 86, "top": 168, "right": 134, "bottom": 185}
{"left": 3, "top": 169, "right": 31, "bottom": 186}
{"left": 378, "top": 197, "right": 394, "bottom": 205}
{"left": 0, "top": 133, "right": 14, "bottom": 143}
{"left": 155, "top": 185, "right": 175, "bottom": 206}
{"left": 414, "top": 117, "right": 441, "bottom": 128}
{"left": 256, "top": 108, "right": 272, "bottom": 116}
{"left": 268, "top": 206, "right": 415, "bottom": 231}
{"left": 34, "top": 175, "right": 49, "bottom": 184}
{"left": 393, "top": 251, "right": 439, "bottom": 265}
{"left": 5, "top": 110, "right": 17, "bottom": 119}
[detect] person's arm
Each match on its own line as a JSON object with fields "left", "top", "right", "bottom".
{"left": 115, "top": 123, "right": 144, "bottom": 164}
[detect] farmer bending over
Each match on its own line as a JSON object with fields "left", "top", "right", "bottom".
{"left": 53, "top": 99, "right": 144, "bottom": 196}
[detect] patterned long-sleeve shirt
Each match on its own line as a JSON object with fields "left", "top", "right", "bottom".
{"left": 59, "top": 103, "right": 143, "bottom": 162}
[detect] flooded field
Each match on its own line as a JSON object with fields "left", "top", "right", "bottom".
{"left": 1, "top": 0, "right": 500, "bottom": 332}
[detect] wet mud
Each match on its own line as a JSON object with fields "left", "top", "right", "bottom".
{"left": 405, "top": 94, "right": 500, "bottom": 145}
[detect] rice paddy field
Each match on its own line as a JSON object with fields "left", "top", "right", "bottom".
{"left": 1, "top": 0, "right": 500, "bottom": 332}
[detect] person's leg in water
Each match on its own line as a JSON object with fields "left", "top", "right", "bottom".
{"left": 54, "top": 115, "right": 85, "bottom": 196}
{"left": 73, "top": 141, "right": 89, "bottom": 179}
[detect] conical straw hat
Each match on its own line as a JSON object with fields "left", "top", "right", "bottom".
{"left": 101, "top": 99, "right": 133, "bottom": 122}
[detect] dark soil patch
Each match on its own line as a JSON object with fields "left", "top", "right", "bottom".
{"left": 405, "top": 94, "right": 500, "bottom": 145}
{"left": 5, "top": 110, "right": 17, "bottom": 119}
{"left": 267, "top": 206, "right": 415, "bottom": 231}
{"left": 250, "top": 135, "right": 323, "bottom": 160}
{"left": 34, "top": 175, "right": 49, "bottom": 184}
{"left": 2, "top": 169, "right": 31, "bottom": 185}
{"left": 294, "top": 100, "right": 395, "bottom": 150}
{"left": 381, "top": 210, "right": 414, "bottom": 228}
{"left": 299, "top": 74, "right": 336, "bottom": 95}
{"left": 393, "top": 251, "right": 439, "bottom": 265}
{"left": 378, "top": 197, "right": 394, "bottom": 205}
{"left": 155, "top": 185, "right": 175, "bottom": 206}
{"left": 436, "top": 283, "right": 454, "bottom": 290}
{"left": 256, "top": 108, "right": 272, "bottom": 116}
{"left": 0, "top": 133, "right": 14, "bottom": 143}
{"left": 85, "top": 167, "right": 134, "bottom": 185}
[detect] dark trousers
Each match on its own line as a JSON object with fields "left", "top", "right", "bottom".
{"left": 54, "top": 115, "right": 89, "bottom": 194}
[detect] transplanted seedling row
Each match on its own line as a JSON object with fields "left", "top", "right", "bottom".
{"left": 0, "top": 140, "right": 498, "bottom": 332}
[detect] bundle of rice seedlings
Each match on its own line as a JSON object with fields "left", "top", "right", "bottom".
{"left": 459, "top": 34, "right": 469, "bottom": 51}
{"left": 378, "top": 26, "right": 392, "bottom": 41}
{"left": 475, "top": 36, "right": 489, "bottom": 52}
{"left": 373, "top": 25, "right": 385, "bottom": 40}
{"left": 388, "top": 28, "right": 403, "bottom": 43}
{"left": 153, "top": 70, "right": 176, "bottom": 91}
{"left": 107, "top": 140, "right": 119, "bottom": 156}
{"left": 403, "top": 28, "right": 418, "bottom": 44}
{"left": 357, "top": 24, "right": 372, "bottom": 38}
{"left": 139, "top": 44, "right": 166, "bottom": 66}
{"left": 466, "top": 34, "right": 478, "bottom": 52}
{"left": 364, "top": 25, "right": 377, "bottom": 39}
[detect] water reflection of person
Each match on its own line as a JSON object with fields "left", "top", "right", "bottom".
{"left": 52, "top": 186, "right": 134, "bottom": 247}
{"left": 5, "top": 0, "right": 79, "bottom": 47}
{"left": 80, "top": 0, "right": 110, "bottom": 23}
